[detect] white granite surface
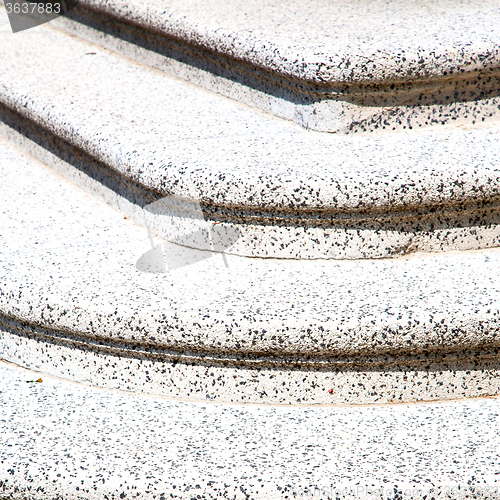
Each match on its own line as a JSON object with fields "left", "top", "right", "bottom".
{"left": 2, "top": 134, "right": 500, "bottom": 404}
{"left": 1, "top": 2, "right": 500, "bottom": 496}
{"left": 1, "top": 17, "right": 500, "bottom": 259}
{"left": 68, "top": 0, "right": 500, "bottom": 84}
{"left": 42, "top": 0, "right": 500, "bottom": 131}
{"left": 1, "top": 360, "right": 500, "bottom": 499}
{"left": 3, "top": 0, "right": 500, "bottom": 133}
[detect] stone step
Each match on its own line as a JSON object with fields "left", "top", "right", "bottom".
{"left": 39, "top": 0, "right": 500, "bottom": 132}
{"left": 1, "top": 15, "right": 500, "bottom": 261}
{"left": 1, "top": 3, "right": 500, "bottom": 497}
{"left": 2, "top": 360, "right": 500, "bottom": 499}
{"left": 2, "top": 134, "right": 500, "bottom": 405}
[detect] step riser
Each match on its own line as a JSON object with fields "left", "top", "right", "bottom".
{"left": 2, "top": 10, "right": 500, "bottom": 406}
{"left": 3, "top": 317, "right": 500, "bottom": 405}
{"left": 0, "top": 103, "right": 163, "bottom": 231}
{"left": 2, "top": 130, "right": 500, "bottom": 405}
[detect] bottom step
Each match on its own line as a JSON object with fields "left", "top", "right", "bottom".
{"left": 1, "top": 360, "right": 500, "bottom": 500}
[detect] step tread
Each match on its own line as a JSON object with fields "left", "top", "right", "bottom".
{"left": 1, "top": 360, "right": 500, "bottom": 500}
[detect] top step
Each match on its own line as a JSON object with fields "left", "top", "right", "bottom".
{"left": 49, "top": 0, "right": 500, "bottom": 132}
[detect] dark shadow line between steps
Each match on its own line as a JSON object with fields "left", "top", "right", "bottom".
{"left": 2, "top": 312, "right": 500, "bottom": 374}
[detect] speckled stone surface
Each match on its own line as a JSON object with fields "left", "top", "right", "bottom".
{"left": 1, "top": 4, "right": 500, "bottom": 496}
{"left": 2, "top": 135, "right": 500, "bottom": 404}
{"left": 1, "top": 17, "right": 500, "bottom": 259}
{"left": 2, "top": 360, "right": 500, "bottom": 499}
{"left": 42, "top": 0, "right": 500, "bottom": 131}
{"left": 60, "top": 0, "right": 500, "bottom": 84}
